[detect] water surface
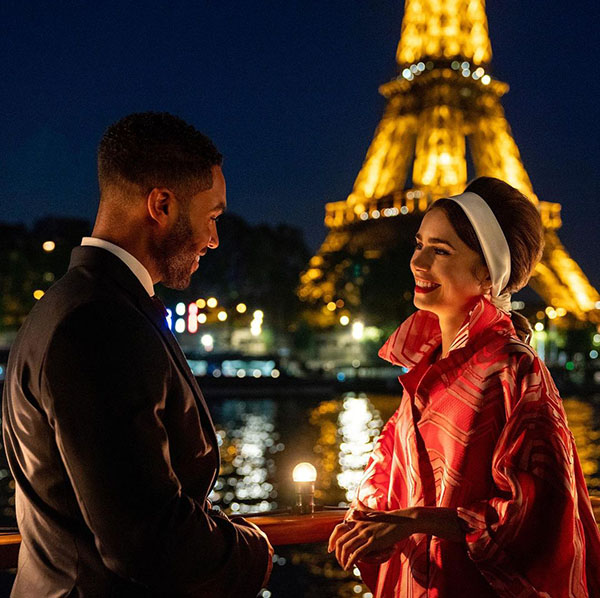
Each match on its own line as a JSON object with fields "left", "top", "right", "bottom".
{"left": 1, "top": 392, "right": 599, "bottom": 597}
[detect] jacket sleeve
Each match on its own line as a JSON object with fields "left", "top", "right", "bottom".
{"left": 356, "top": 406, "right": 402, "bottom": 511}
{"left": 457, "top": 353, "right": 600, "bottom": 598}
{"left": 42, "top": 301, "right": 270, "bottom": 597}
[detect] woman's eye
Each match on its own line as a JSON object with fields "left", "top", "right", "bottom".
{"left": 211, "top": 216, "right": 220, "bottom": 223}
{"left": 414, "top": 241, "right": 449, "bottom": 255}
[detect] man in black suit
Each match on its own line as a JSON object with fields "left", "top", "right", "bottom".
{"left": 2, "top": 112, "right": 273, "bottom": 597}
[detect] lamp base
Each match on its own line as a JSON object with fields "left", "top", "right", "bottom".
{"left": 294, "top": 481, "right": 315, "bottom": 514}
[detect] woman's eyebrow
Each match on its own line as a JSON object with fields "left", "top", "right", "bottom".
{"left": 415, "top": 233, "right": 455, "bottom": 249}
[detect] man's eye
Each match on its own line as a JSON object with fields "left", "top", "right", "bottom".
{"left": 414, "top": 241, "right": 423, "bottom": 250}
{"left": 211, "top": 216, "right": 220, "bottom": 223}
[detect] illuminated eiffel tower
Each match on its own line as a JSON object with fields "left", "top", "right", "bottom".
{"left": 299, "top": 0, "right": 600, "bottom": 325}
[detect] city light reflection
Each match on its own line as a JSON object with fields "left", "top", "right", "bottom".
{"left": 563, "top": 398, "right": 600, "bottom": 495}
{"left": 209, "top": 401, "right": 281, "bottom": 514}
{"left": 336, "top": 394, "right": 383, "bottom": 502}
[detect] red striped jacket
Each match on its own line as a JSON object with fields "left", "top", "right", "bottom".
{"left": 357, "top": 298, "right": 600, "bottom": 597}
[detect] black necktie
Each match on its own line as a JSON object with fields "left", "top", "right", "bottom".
{"left": 151, "top": 295, "right": 168, "bottom": 319}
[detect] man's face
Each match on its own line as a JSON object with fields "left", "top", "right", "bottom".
{"left": 154, "top": 165, "right": 226, "bottom": 290}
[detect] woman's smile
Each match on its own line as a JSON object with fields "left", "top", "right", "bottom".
{"left": 414, "top": 278, "right": 441, "bottom": 294}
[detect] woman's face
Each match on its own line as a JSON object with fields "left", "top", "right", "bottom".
{"left": 410, "top": 208, "right": 489, "bottom": 319}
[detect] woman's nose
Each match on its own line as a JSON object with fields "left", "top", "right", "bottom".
{"left": 411, "top": 250, "right": 430, "bottom": 271}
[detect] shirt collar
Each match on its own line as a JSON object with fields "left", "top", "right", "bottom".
{"left": 81, "top": 237, "right": 155, "bottom": 297}
{"left": 378, "top": 297, "right": 515, "bottom": 369}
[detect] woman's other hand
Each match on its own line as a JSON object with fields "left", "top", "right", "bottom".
{"left": 328, "top": 501, "right": 416, "bottom": 571}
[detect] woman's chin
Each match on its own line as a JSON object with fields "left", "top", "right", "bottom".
{"left": 413, "top": 294, "right": 437, "bottom": 311}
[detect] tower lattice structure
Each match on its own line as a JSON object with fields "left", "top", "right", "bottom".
{"left": 299, "top": 0, "right": 599, "bottom": 324}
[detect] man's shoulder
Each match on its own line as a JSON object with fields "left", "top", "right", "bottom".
{"left": 47, "top": 262, "right": 128, "bottom": 307}
{"left": 50, "top": 275, "right": 157, "bottom": 345}
{"left": 13, "top": 267, "right": 152, "bottom": 364}
{"left": 37, "top": 264, "right": 142, "bottom": 322}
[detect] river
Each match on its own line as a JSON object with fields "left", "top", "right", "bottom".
{"left": 1, "top": 391, "right": 599, "bottom": 597}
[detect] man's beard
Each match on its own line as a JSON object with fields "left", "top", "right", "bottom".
{"left": 151, "top": 211, "right": 197, "bottom": 290}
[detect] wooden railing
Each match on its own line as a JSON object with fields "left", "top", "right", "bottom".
{"left": 2, "top": 498, "right": 600, "bottom": 570}
{"left": 0, "top": 532, "right": 19, "bottom": 570}
{"left": 242, "top": 509, "right": 346, "bottom": 545}
{"left": 0, "top": 509, "right": 347, "bottom": 570}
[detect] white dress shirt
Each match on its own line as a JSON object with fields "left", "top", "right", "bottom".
{"left": 81, "top": 237, "right": 155, "bottom": 297}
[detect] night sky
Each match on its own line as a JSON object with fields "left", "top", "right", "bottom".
{"left": 2, "top": 1, "right": 599, "bottom": 286}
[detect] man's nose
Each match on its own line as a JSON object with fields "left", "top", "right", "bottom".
{"left": 208, "top": 228, "right": 219, "bottom": 249}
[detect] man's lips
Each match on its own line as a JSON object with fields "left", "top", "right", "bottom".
{"left": 191, "top": 254, "right": 202, "bottom": 273}
{"left": 191, "top": 249, "right": 208, "bottom": 273}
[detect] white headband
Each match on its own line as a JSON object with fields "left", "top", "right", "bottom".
{"left": 447, "top": 191, "right": 512, "bottom": 313}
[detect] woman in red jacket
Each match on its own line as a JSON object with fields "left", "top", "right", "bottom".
{"left": 328, "top": 177, "right": 600, "bottom": 597}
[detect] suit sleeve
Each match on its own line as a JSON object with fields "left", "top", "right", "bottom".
{"left": 42, "top": 301, "right": 270, "bottom": 597}
{"left": 457, "top": 354, "right": 600, "bottom": 598}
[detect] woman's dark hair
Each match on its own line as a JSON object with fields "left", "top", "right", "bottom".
{"left": 431, "top": 177, "right": 544, "bottom": 343}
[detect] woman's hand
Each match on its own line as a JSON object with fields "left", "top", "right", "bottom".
{"left": 328, "top": 501, "right": 417, "bottom": 571}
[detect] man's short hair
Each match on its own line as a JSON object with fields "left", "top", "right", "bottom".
{"left": 97, "top": 112, "right": 223, "bottom": 198}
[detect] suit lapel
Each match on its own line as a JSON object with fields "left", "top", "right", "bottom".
{"left": 145, "top": 301, "right": 218, "bottom": 422}
{"left": 137, "top": 296, "right": 220, "bottom": 472}
{"left": 68, "top": 246, "right": 220, "bottom": 472}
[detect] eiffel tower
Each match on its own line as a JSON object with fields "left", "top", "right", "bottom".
{"left": 299, "top": 0, "right": 600, "bottom": 325}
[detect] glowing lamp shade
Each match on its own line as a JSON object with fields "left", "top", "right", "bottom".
{"left": 292, "top": 462, "right": 317, "bottom": 483}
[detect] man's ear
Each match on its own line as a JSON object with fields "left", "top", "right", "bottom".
{"left": 147, "top": 188, "right": 175, "bottom": 225}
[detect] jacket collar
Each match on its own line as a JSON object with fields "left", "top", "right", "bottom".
{"left": 80, "top": 237, "right": 154, "bottom": 297}
{"left": 69, "top": 245, "right": 151, "bottom": 305}
{"left": 379, "top": 297, "right": 516, "bottom": 370}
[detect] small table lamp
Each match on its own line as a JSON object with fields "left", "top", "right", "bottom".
{"left": 292, "top": 462, "right": 317, "bottom": 514}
